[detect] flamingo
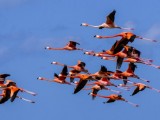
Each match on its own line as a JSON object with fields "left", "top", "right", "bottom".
{"left": 105, "top": 45, "right": 135, "bottom": 69}
{"left": 114, "top": 45, "right": 141, "bottom": 69}
{"left": 94, "top": 32, "right": 157, "bottom": 42}
{"left": 45, "top": 41, "right": 87, "bottom": 51}
{"left": 89, "top": 65, "right": 112, "bottom": 79}
{"left": 81, "top": 10, "right": 134, "bottom": 30}
{"left": 114, "top": 45, "right": 157, "bottom": 67}
{"left": 38, "top": 65, "right": 71, "bottom": 85}
{"left": 127, "top": 83, "right": 160, "bottom": 96}
{"left": 116, "top": 63, "right": 150, "bottom": 83}
{"left": 108, "top": 70, "right": 132, "bottom": 86}
{"left": 84, "top": 50, "right": 115, "bottom": 61}
{"left": 0, "top": 85, "right": 35, "bottom": 104}
{"left": 0, "top": 80, "right": 37, "bottom": 96}
{"left": 98, "top": 37, "right": 132, "bottom": 56}
{"left": 86, "top": 84, "right": 121, "bottom": 100}
{"left": 51, "top": 60, "right": 89, "bottom": 82}
{"left": 69, "top": 74, "right": 96, "bottom": 94}
{"left": 90, "top": 93, "right": 139, "bottom": 107}
{"left": 51, "top": 60, "right": 88, "bottom": 73}
{"left": 123, "top": 58, "right": 160, "bottom": 69}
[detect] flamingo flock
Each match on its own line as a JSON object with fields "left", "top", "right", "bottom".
{"left": 0, "top": 74, "right": 37, "bottom": 104}
{"left": 1, "top": 9, "right": 159, "bottom": 107}
{"left": 37, "top": 9, "right": 160, "bottom": 107}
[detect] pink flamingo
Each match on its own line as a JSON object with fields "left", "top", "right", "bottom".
{"left": 81, "top": 10, "right": 133, "bottom": 30}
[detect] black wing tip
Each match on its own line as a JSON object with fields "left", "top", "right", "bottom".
{"left": 69, "top": 41, "right": 80, "bottom": 45}
{"left": 54, "top": 73, "right": 59, "bottom": 78}
{"left": 113, "top": 9, "right": 116, "bottom": 13}
{"left": 0, "top": 74, "right": 11, "bottom": 77}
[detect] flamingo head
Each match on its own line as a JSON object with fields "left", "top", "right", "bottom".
{"left": 81, "top": 23, "right": 89, "bottom": 26}
{"left": 84, "top": 51, "right": 90, "bottom": 55}
{"left": 45, "top": 46, "right": 51, "bottom": 50}
{"left": 118, "top": 84, "right": 126, "bottom": 87}
{"left": 102, "top": 57, "right": 110, "bottom": 60}
{"left": 94, "top": 35, "right": 102, "bottom": 39}
{"left": 84, "top": 51, "right": 94, "bottom": 55}
{"left": 51, "top": 61, "right": 58, "bottom": 64}
{"left": 37, "top": 77, "right": 46, "bottom": 80}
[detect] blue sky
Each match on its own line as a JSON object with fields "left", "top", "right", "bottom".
{"left": 0, "top": 0, "right": 160, "bottom": 120}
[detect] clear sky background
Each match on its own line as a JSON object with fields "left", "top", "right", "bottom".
{"left": 0, "top": 0, "right": 160, "bottom": 120}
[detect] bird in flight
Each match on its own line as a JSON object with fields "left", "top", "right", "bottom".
{"left": 51, "top": 60, "right": 89, "bottom": 82}
{"left": 0, "top": 80, "right": 36, "bottom": 104}
{"left": 81, "top": 10, "right": 134, "bottom": 30}
{"left": 38, "top": 65, "right": 71, "bottom": 85}
{"left": 94, "top": 32, "right": 157, "bottom": 42}
{"left": 45, "top": 41, "right": 87, "bottom": 51}
{"left": 90, "top": 93, "right": 139, "bottom": 107}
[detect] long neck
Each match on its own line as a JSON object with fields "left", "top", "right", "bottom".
{"left": 94, "top": 93, "right": 110, "bottom": 99}
{"left": 100, "top": 34, "right": 122, "bottom": 39}
{"left": 88, "top": 24, "right": 100, "bottom": 28}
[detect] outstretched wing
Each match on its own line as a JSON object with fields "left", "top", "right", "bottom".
{"left": 113, "top": 38, "right": 129, "bottom": 54}
{"left": 116, "top": 57, "right": 124, "bottom": 70}
{"left": 77, "top": 60, "right": 86, "bottom": 67}
{"left": 68, "top": 41, "right": 80, "bottom": 47}
{"left": 91, "top": 88, "right": 100, "bottom": 100}
{"left": 110, "top": 40, "right": 118, "bottom": 52}
{"left": 131, "top": 86, "right": 140, "bottom": 96}
{"left": 123, "top": 76, "right": 128, "bottom": 85}
{"left": 106, "top": 10, "right": 116, "bottom": 24}
{"left": 100, "top": 65, "right": 108, "bottom": 72}
{"left": 107, "top": 98, "right": 115, "bottom": 103}
{"left": 61, "top": 65, "right": 68, "bottom": 76}
{"left": 74, "top": 79, "right": 88, "bottom": 94}
{"left": 10, "top": 87, "right": 20, "bottom": 102}
{"left": 132, "top": 49, "right": 141, "bottom": 58}
{"left": 126, "top": 63, "right": 137, "bottom": 73}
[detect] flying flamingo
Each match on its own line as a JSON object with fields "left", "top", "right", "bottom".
{"left": 123, "top": 58, "right": 160, "bottom": 69}
{"left": 94, "top": 76, "right": 130, "bottom": 91}
{"left": 94, "top": 32, "right": 157, "bottom": 42}
{"left": 84, "top": 50, "right": 115, "bottom": 61}
{"left": 117, "top": 45, "right": 158, "bottom": 68}
{"left": 97, "top": 37, "right": 132, "bottom": 56}
{"left": 108, "top": 70, "right": 133, "bottom": 86}
{"left": 69, "top": 74, "right": 96, "bottom": 94}
{"left": 116, "top": 63, "right": 150, "bottom": 83}
{"left": 0, "top": 85, "right": 35, "bottom": 104}
{"left": 52, "top": 60, "right": 89, "bottom": 82}
{"left": 38, "top": 65, "right": 71, "bottom": 85}
{"left": 119, "top": 82, "right": 160, "bottom": 96}
{"left": 90, "top": 93, "right": 139, "bottom": 107}
{"left": 81, "top": 10, "right": 134, "bottom": 30}
{"left": 103, "top": 45, "right": 135, "bottom": 69}
{"left": 51, "top": 60, "right": 88, "bottom": 73}
{"left": 89, "top": 65, "right": 113, "bottom": 80}
{"left": 86, "top": 84, "right": 121, "bottom": 100}
{"left": 45, "top": 41, "right": 87, "bottom": 51}
{"left": 0, "top": 80, "right": 37, "bottom": 96}
{"left": 114, "top": 45, "right": 141, "bottom": 69}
